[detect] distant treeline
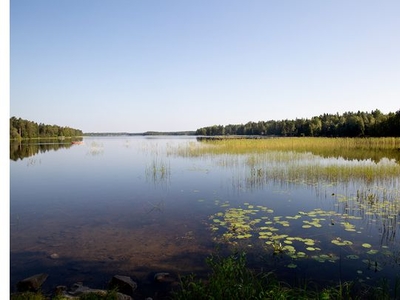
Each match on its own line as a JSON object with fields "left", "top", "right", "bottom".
{"left": 84, "top": 131, "right": 196, "bottom": 136}
{"left": 84, "top": 132, "right": 138, "bottom": 136}
{"left": 10, "top": 117, "right": 83, "bottom": 140}
{"left": 142, "top": 131, "right": 196, "bottom": 136}
{"left": 196, "top": 109, "right": 400, "bottom": 137}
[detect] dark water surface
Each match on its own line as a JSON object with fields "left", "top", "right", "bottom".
{"left": 10, "top": 136, "right": 400, "bottom": 295}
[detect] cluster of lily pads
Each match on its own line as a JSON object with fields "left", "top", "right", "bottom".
{"left": 208, "top": 200, "right": 394, "bottom": 273}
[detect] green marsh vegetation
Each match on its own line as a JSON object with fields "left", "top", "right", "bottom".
{"left": 186, "top": 137, "right": 400, "bottom": 159}
{"left": 172, "top": 251, "right": 399, "bottom": 300}
{"left": 175, "top": 137, "right": 400, "bottom": 183}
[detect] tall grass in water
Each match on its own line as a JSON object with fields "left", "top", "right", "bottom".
{"left": 175, "top": 138, "right": 400, "bottom": 184}
{"left": 145, "top": 157, "right": 171, "bottom": 184}
{"left": 192, "top": 137, "right": 400, "bottom": 154}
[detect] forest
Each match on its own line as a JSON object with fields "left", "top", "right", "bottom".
{"left": 195, "top": 109, "right": 400, "bottom": 137}
{"left": 10, "top": 117, "right": 83, "bottom": 140}
{"left": 10, "top": 109, "right": 400, "bottom": 139}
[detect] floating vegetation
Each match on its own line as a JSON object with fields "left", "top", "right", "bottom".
{"left": 208, "top": 194, "right": 400, "bottom": 284}
{"left": 312, "top": 254, "right": 339, "bottom": 263}
{"left": 331, "top": 239, "right": 353, "bottom": 246}
{"left": 209, "top": 206, "right": 270, "bottom": 244}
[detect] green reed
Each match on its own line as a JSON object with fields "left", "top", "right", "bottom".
{"left": 145, "top": 157, "right": 171, "bottom": 184}
{"left": 172, "top": 251, "right": 395, "bottom": 300}
{"left": 174, "top": 138, "right": 400, "bottom": 183}
{"left": 192, "top": 137, "right": 400, "bottom": 153}
{"left": 179, "top": 137, "right": 400, "bottom": 163}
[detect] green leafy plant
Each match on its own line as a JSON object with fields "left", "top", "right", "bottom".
{"left": 172, "top": 252, "right": 397, "bottom": 300}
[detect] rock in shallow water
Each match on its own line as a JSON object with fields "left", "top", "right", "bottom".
{"left": 50, "top": 253, "right": 59, "bottom": 259}
{"left": 17, "top": 273, "right": 48, "bottom": 292}
{"left": 108, "top": 275, "right": 137, "bottom": 296}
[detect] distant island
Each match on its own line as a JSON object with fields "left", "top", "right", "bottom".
{"left": 10, "top": 109, "right": 400, "bottom": 140}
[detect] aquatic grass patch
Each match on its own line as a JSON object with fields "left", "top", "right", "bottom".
{"left": 175, "top": 138, "right": 400, "bottom": 184}
{"left": 186, "top": 137, "right": 400, "bottom": 159}
{"left": 172, "top": 252, "right": 272, "bottom": 300}
{"left": 192, "top": 137, "right": 400, "bottom": 153}
{"left": 172, "top": 252, "right": 397, "bottom": 300}
{"left": 172, "top": 252, "right": 321, "bottom": 300}
{"left": 145, "top": 157, "right": 171, "bottom": 185}
{"left": 245, "top": 152, "right": 400, "bottom": 185}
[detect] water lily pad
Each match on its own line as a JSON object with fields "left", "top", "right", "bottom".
{"left": 297, "top": 252, "right": 306, "bottom": 258}
{"left": 346, "top": 255, "right": 359, "bottom": 260}
{"left": 362, "top": 243, "right": 372, "bottom": 248}
{"left": 287, "top": 263, "right": 297, "bottom": 268}
{"left": 283, "top": 245, "right": 296, "bottom": 252}
{"left": 237, "top": 234, "right": 249, "bottom": 239}
{"left": 366, "top": 249, "right": 379, "bottom": 255}
{"left": 331, "top": 239, "right": 353, "bottom": 246}
{"left": 312, "top": 255, "right": 325, "bottom": 262}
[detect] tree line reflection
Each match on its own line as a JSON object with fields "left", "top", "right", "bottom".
{"left": 10, "top": 139, "right": 83, "bottom": 161}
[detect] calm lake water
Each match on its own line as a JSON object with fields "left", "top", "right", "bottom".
{"left": 10, "top": 136, "right": 400, "bottom": 296}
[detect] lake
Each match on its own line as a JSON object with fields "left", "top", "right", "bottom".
{"left": 10, "top": 136, "right": 400, "bottom": 296}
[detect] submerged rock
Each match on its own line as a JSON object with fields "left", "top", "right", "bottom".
{"left": 17, "top": 273, "right": 48, "bottom": 292}
{"left": 108, "top": 275, "right": 137, "bottom": 296}
{"left": 49, "top": 253, "right": 60, "bottom": 259}
{"left": 65, "top": 282, "right": 133, "bottom": 300}
{"left": 154, "top": 272, "right": 175, "bottom": 284}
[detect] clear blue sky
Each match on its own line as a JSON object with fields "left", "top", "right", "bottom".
{"left": 10, "top": 0, "right": 400, "bottom": 133}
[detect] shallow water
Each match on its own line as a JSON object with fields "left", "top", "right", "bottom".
{"left": 10, "top": 136, "right": 400, "bottom": 295}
